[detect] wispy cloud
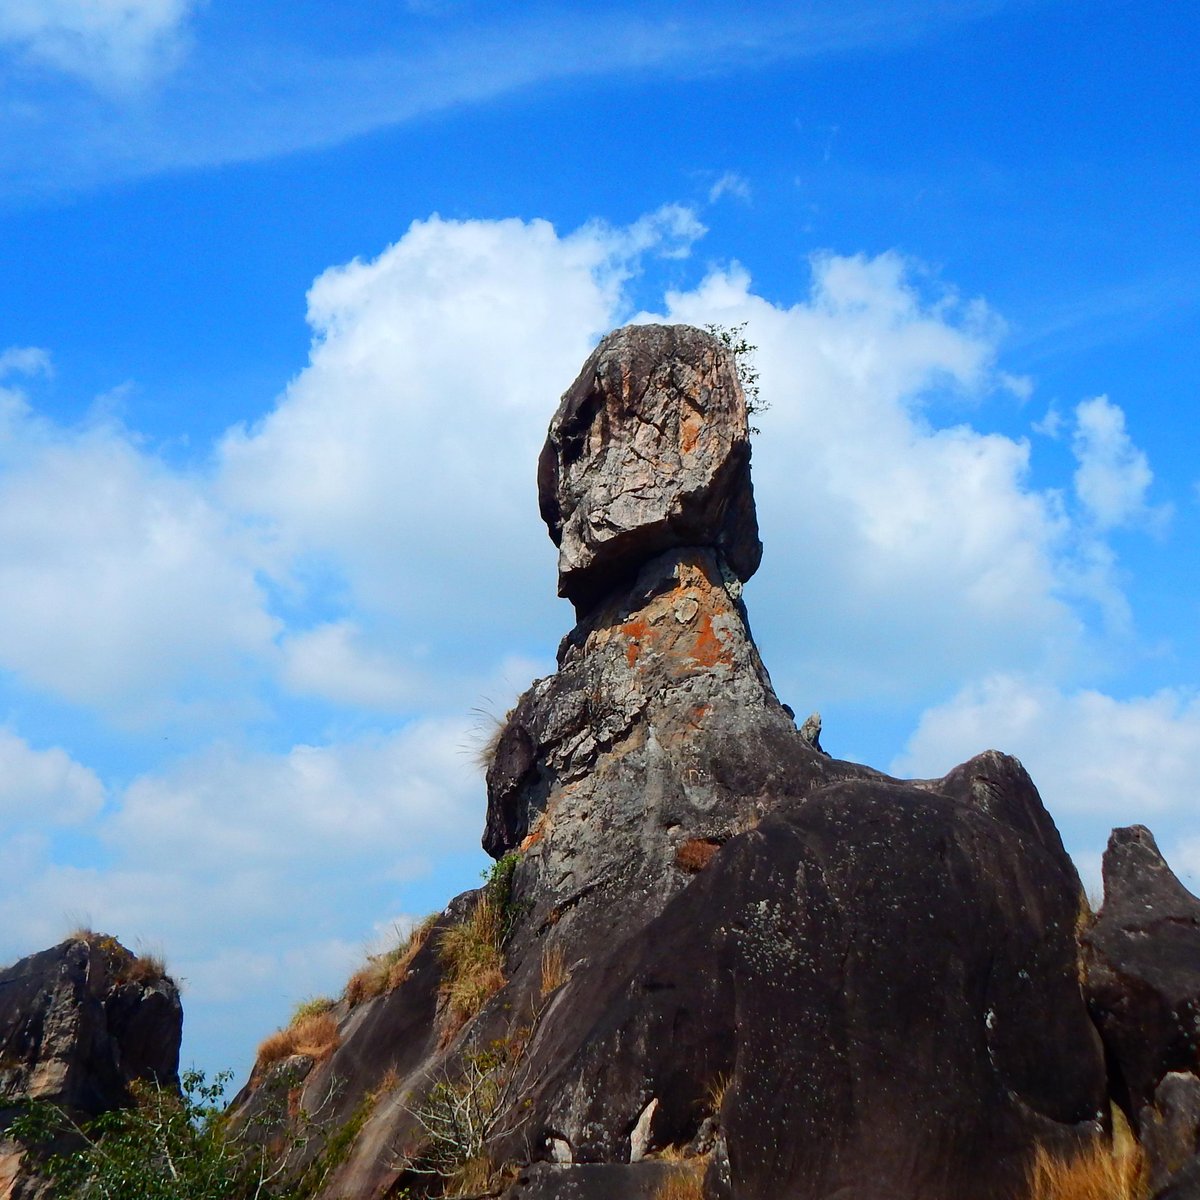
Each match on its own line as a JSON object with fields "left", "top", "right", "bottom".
{"left": 0, "top": 0, "right": 194, "bottom": 91}
{"left": 708, "top": 172, "right": 752, "bottom": 204}
{"left": 0, "top": 0, "right": 1037, "bottom": 201}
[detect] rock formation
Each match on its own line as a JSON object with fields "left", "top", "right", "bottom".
{"left": 1084, "top": 825, "right": 1200, "bottom": 1194}
{"left": 538, "top": 324, "right": 761, "bottom": 613}
{"left": 220, "top": 323, "right": 1200, "bottom": 1200}
{"left": 0, "top": 933, "right": 182, "bottom": 1198}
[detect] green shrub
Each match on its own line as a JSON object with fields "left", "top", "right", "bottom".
{"left": 12, "top": 1070, "right": 275, "bottom": 1199}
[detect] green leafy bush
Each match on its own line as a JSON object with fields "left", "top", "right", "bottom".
{"left": 11, "top": 1070, "right": 279, "bottom": 1199}
{"left": 704, "top": 321, "right": 767, "bottom": 429}
{"left": 10, "top": 1067, "right": 363, "bottom": 1200}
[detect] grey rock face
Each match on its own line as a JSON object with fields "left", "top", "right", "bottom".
{"left": 1084, "top": 825, "right": 1200, "bottom": 1123}
{"left": 537, "top": 324, "right": 761, "bottom": 613}
{"left": 0, "top": 936, "right": 182, "bottom": 1198}
{"left": 1142, "top": 1072, "right": 1200, "bottom": 1196}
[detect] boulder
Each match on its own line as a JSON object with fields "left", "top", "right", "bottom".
{"left": 538, "top": 324, "right": 761, "bottom": 613}
{"left": 489, "top": 764, "right": 1106, "bottom": 1200}
{"left": 1141, "top": 1072, "right": 1200, "bottom": 1196}
{"left": 1084, "top": 826, "right": 1200, "bottom": 1123}
{"left": 0, "top": 935, "right": 182, "bottom": 1198}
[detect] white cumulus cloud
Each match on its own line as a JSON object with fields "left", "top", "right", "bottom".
{"left": 895, "top": 674, "right": 1200, "bottom": 819}
{"left": 280, "top": 621, "right": 421, "bottom": 710}
{"left": 0, "top": 411, "right": 277, "bottom": 724}
{"left": 0, "top": 728, "right": 104, "bottom": 825}
{"left": 656, "top": 253, "right": 1082, "bottom": 702}
{"left": 1072, "top": 394, "right": 1167, "bottom": 531}
{"left": 217, "top": 212, "right": 691, "bottom": 666}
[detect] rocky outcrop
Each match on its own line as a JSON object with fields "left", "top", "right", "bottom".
{"left": 1084, "top": 826, "right": 1200, "bottom": 1122}
{"left": 1082, "top": 826, "right": 1200, "bottom": 1198}
{"left": 233, "top": 324, "right": 1116, "bottom": 1200}
{"left": 0, "top": 934, "right": 182, "bottom": 1198}
{"left": 538, "top": 324, "right": 761, "bottom": 613}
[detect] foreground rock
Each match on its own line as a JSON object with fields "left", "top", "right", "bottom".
{"left": 234, "top": 325, "right": 1114, "bottom": 1200}
{"left": 491, "top": 754, "right": 1106, "bottom": 1200}
{"left": 0, "top": 934, "right": 181, "bottom": 1198}
{"left": 1084, "top": 826, "right": 1200, "bottom": 1197}
{"left": 1084, "top": 826, "right": 1200, "bottom": 1122}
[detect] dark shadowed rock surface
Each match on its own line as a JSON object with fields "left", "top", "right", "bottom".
{"left": 1142, "top": 1072, "right": 1200, "bottom": 1196}
{"left": 489, "top": 762, "right": 1105, "bottom": 1200}
{"left": 229, "top": 323, "right": 1158, "bottom": 1200}
{"left": 1157, "top": 1157, "right": 1200, "bottom": 1200}
{"left": 0, "top": 935, "right": 181, "bottom": 1198}
{"left": 1084, "top": 826, "right": 1200, "bottom": 1122}
{"left": 507, "top": 1161, "right": 687, "bottom": 1197}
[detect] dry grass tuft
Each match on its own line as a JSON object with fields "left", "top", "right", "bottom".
{"left": 675, "top": 838, "right": 721, "bottom": 874}
{"left": 344, "top": 913, "right": 440, "bottom": 1008}
{"left": 124, "top": 952, "right": 168, "bottom": 984}
{"left": 705, "top": 1073, "right": 730, "bottom": 1119}
{"left": 540, "top": 944, "right": 569, "bottom": 997}
{"left": 471, "top": 705, "right": 514, "bottom": 775}
{"left": 387, "top": 913, "right": 440, "bottom": 990}
{"left": 652, "top": 1155, "right": 707, "bottom": 1200}
{"left": 1027, "top": 1139, "right": 1148, "bottom": 1200}
{"left": 439, "top": 895, "right": 506, "bottom": 1038}
{"left": 69, "top": 930, "right": 170, "bottom": 986}
{"left": 449, "top": 1154, "right": 495, "bottom": 1196}
{"left": 256, "top": 1012, "right": 341, "bottom": 1070}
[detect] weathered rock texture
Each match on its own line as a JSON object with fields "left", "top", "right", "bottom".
{"left": 538, "top": 324, "right": 761, "bottom": 612}
{"left": 1141, "top": 1073, "right": 1200, "bottom": 1196}
{"left": 233, "top": 324, "right": 1123, "bottom": 1200}
{"left": 0, "top": 935, "right": 182, "bottom": 1198}
{"left": 1082, "top": 825, "right": 1200, "bottom": 1197}
{"left": 1084, "top": 826, "right": 1200, "bottom": 1122}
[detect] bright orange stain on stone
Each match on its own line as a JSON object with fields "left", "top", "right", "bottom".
{"left": 690, "top": 612, "right": 726, "bottom": 667}
{"left": 621, "top": 618, "right": 651, "bottom": 666}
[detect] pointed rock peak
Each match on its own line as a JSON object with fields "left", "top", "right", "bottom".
{"left": 537, "top": 323, "right": 762, "bottom": 613}
{"left": 1100, "top": 824, "right": 1200, "bottom": 917}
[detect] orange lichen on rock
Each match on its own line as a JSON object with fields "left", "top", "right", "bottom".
{"left": 620, "top": 616, "right": 651, "bottom": 666}
{"left": 680, "top": 404, "right": 703, "bottom": 455}
{"left": 689, "top": 612, "right": 728, "bottom": 668}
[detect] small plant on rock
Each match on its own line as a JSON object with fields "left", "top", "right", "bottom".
{"left": 437, "top": 854, "right": 523, "bottom": 1037}
{"left": 399, "top": 1034, "right": 530, "bottom": 1197}
{"left": 10, "top": 1069, "right": 305, "bottom": 1200}
{"left": 704, "top": 321, "right": 766, "bottom": 430}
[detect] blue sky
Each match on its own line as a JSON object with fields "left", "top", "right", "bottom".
{"left": 1, "top": 0, "right": 1197, "bottom": 1087}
